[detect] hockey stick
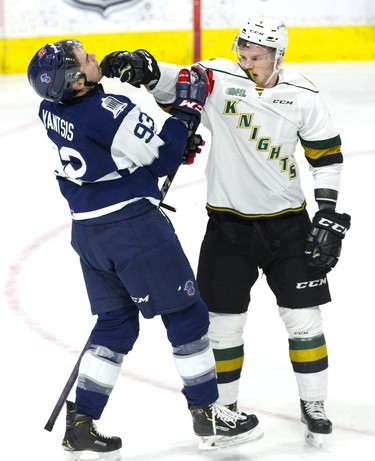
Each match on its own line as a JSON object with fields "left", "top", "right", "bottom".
{"left": 159, "top": 172, "right": 177, "bottom": 212}
{"left": 158, "top": 130, "right": 206, "bottom": 213}
{"left": 44, "top": 338, "right": 91, "bottom": 432}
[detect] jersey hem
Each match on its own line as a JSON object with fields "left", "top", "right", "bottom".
{"left": 206, "top": 202, "right": 307, "bottom": 219}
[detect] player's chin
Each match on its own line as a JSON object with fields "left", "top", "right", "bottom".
{"left": 252, "top": 74, "right": 261, "bottom": 84}
{"left": 254, "top": 75, "right": 268, "bottom": 86}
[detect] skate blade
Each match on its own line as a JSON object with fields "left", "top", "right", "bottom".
{"left": 305, "top": 429, "right": 324, "bottom": 448}
{"left": 65, "top": 449, "right": 122, "bottom": 461}
{"left": 199, "top": 426, "right": 264, "bottom": 450}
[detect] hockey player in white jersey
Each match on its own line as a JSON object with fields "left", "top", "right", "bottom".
{"left": 100, "top": 15, "right": 351, "bottom": 448}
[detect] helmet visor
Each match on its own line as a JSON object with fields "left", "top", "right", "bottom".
{"left": 235, "top": 39, "right": 276, "bottom": 63}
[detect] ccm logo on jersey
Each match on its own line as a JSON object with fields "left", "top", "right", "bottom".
{"left": 296, "top": 278, "right": 327, "bottom": 289}
{"left": 273, "top": 99, "right": 294, "bottom": 105}
{"left": 131, "top": 295, "right": 150, "bottom": 303}
{"left": 317, "top": 217, "right": 348, "bottom": 235}
{"left": 177, "top": 100, "right": 203, "bottom": 113}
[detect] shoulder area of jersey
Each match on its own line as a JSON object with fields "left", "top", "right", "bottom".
{"left": 279, "top": 68, "right": 319, "bottom": 92}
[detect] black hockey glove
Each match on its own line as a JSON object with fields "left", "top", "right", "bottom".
{"left": 169, "top": 66, "right": 207, "bottom": 137}
{"left": 182, "top": 134, "right": 205, "bottom": 165}
{"left": 305, "top": 208, "right": 351, "bottom": 272}
{"left": 100, "top": 49, "right": 160, "bottom": 88}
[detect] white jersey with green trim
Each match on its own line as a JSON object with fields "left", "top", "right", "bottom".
{"left": 151, "top": 58, "right": 343, "bottom": 218}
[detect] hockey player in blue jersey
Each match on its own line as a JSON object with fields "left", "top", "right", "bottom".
{"left": 27, "top": 39, "right": 263, "bottom": 458}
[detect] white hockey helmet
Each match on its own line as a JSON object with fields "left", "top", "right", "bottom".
{"left": 234, "top": 15, "right": 288, "bottom": 62}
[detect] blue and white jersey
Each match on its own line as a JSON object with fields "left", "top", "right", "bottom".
{"left": 38, "top": 84, "right": 187, "bottom": 219}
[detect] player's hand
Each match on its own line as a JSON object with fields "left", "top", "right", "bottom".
{"left": 182, "top": 134, "right": 205, "bottom": 165}
{"left": 170, "top": 66, "right": 207, "bottom": 136}
{"left": 305, "top": 208, "right": 351, "bottom": 272}
{"left": 100, "top": 49, "right": 160, "bottom": 88}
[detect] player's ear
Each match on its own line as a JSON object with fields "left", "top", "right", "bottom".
{"left": 72, "top": 79, "right": 85, "bottom": 90}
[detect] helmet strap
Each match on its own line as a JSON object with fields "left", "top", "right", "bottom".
{"left": 263, "top": 59, "right": 282, "bottom": 87}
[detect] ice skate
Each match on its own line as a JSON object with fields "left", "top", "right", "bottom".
{"left": 63, "top": 401, "right": 122, "bottom": 461}
{"left": 300, "top": 400, "right": 332, "bottom": 448}
{"left": 189, "top": 402, "right": 263, "bottom": 450}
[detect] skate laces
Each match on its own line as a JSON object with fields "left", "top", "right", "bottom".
{"left": 210, "top": 403, "right": 247, "bottom": 432}
{"left": 303, "top": 401, "right": 327, "bottom": 420}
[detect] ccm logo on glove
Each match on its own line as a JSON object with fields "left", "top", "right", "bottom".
{"left": 176, "top": 99, "right": 203, "bottom": 113}
{"left": 316, "top": 217, "right": 348, "bottom": 235}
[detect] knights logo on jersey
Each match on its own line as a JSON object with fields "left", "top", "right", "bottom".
{"left": 64, "top": 0, "right": 144, "bottom": 17}
{"left": 101, "top": 96, "right": 128, "bottom": 118}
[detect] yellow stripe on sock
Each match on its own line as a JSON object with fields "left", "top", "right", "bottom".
{"left": 289, "top": 344, "right": 327, "bottom": 363}
{"left": 215, "top": 356, "right": 244, "bottom": 373}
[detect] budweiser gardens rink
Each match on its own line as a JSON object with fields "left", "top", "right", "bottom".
{"left": 1, "top": 0, "right": 375, "bottom": 459}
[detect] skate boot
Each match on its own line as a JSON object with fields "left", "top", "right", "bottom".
{"left": 189, "top": 402, "right": 263, "bottom": 450}
{"left": 300, "top": 400, "right": 332, "bottom": 448}
{"left": 62, "top": 401, "right": 122, "bottom": 460}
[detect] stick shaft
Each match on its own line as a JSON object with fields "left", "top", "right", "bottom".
{"left": 44, "top": 339, "right": 91, "bottom": 432}
{"left": 159, "top": 173, "right": 177, "bottom": 212}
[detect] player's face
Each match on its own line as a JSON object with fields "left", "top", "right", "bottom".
{"left": 74, "top": 47, "right": 103, "bottom": 85}
{"left": 236, "top": 43, "right": 276, "bottom": 87}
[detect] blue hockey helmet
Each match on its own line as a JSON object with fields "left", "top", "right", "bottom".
{"left": 27, "top": 39, "right": 85, "bottom": 103}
